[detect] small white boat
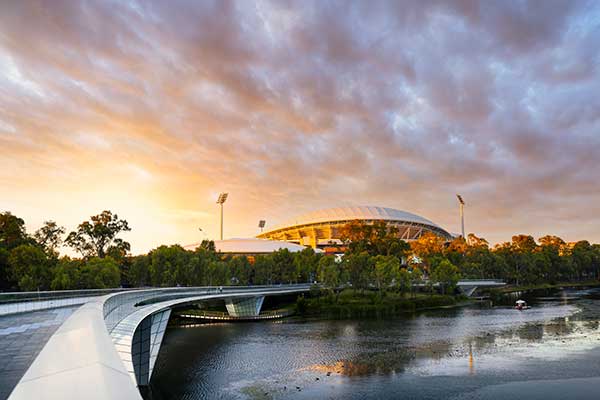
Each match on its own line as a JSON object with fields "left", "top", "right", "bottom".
{"left": 515, "top": 299, "right": 530, "bottom": 310}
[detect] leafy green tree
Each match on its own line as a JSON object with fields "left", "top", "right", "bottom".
{"left": 129, "top": 255, "right": 150, "bottom": 287}
{"left": 51, "top": 257, "right": 82, "bottom": 290}
{"left": 253, "top": 255, "right": 274, "bottom": 285}
{"left": 229, "top": 256, "right": 251, "bottom": 285}
{"left": 317, "top": 255, "right": 340, "bottom": 288}
{"left": 0, "top": 212, "right": 30, "bottom": 249}
{"left": 373, "top": 255, "right": 400, "bottom": 290}
{"left": 397, "top": 268, "right": 411, "bottom": 295}
{"left": 1, "top": 212, "right": 32, "bottom": 290}
{"left": 344, "top": 252, "right": 373, "bottom": 290}
{"left": 8, "top": 244, "right": 52, "bottom": 291}
{"left": 571, "top": 241, "right": 594, "bottom": 280}
{"left": 272, "top": 248, "right": 295, "bottom": 283}
{"left": 80, "top": 257, "right": 120, "bottom": 289}
{"left": 294, "top": 247, "right": 320, "bottom": 283}
{"left": 33, "top": 221, "right": 65, "bottom": 255}
{"left": 148, "top": 245, "right": 188, "bottom": 286}
{"left": 205, "top": 260, "right": 229, "bottom": 286}
{"left": 408, "top": 266, "right": 423, "bottom": 298}
{"left": 65, "top": 211, "right": 131, "bottom": 258}
{"left": 430, "top": 259, "right": 460, "bottom": 295}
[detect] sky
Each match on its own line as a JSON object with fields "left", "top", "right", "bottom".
{"left": 1, "top": 0, "right": 600, "bottom": 254}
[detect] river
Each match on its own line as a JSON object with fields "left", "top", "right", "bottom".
{"left": 147, "top": 288, "right": 600, "bottom": 399}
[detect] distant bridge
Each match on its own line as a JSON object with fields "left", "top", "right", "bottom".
{"left": 4, "top": 285, "right": 311, "bottom": 400}
{"left": 411, "top": 279, "right": 506, "bottom": 297}
{"left": 455, "top": 280, "right": 506, "bottom": 296}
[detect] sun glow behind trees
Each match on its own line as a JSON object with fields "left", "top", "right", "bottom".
{"left": 1, "top": 211, "right": 600, "bottom": 293}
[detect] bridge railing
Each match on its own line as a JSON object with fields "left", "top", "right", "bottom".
{"left": 0, "top": 288, "right": 139, "bottom": 316}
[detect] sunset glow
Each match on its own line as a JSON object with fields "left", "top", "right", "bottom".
{"left": 1, "top": 1, "right": 600, "bottom": 254}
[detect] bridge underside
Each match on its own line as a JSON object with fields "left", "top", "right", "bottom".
{"left": 225, "top": 296, "right": 265, "bottom": 317}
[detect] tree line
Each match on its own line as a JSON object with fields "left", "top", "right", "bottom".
{"left": 1, "top": 211, "right": 599, "bottom": 293}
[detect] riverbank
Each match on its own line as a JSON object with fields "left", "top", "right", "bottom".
{"left": 296, "top": 289, "right": 463, "bottom": 319}
{"left": 493, "top": 280, "right": 600, "bottom": 294}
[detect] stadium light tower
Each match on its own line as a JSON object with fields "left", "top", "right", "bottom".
{"left": 456, "top": 194, "right": 465, "bottom": 239}
{"left": 216, "top": 193, "right": 228, "bottom": 240}
{"left": 258, "top": 220, "right": 266, "bottom": 233}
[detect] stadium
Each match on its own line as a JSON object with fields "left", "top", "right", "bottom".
{"left": 256, "top": 206, "right": 452, "bottom": 250}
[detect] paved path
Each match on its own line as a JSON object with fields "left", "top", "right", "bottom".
{"left": 0, "top": 307, "right": 79, "bottom": 400}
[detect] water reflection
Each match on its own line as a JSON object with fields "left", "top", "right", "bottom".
{"left": 149, "top": 288, "right": 600, "bottom": 400}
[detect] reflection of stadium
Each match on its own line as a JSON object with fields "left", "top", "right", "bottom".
{"left": 257, "top": 206, "right": 452, "bottom": 249}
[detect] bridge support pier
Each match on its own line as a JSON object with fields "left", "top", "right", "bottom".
{"left": 131, "top": 308, "right": 171, "bottom": 386}
{"left": 458, "top": 286, "right": 479, "bottom": 297}
{"left": 225, "top": 296, "right": 265, "bottom": 317}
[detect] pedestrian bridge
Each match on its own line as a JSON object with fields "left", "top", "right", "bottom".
{"left": 5, "top": 285, "right": 311, "bottom": 400}
{"left": 412, "top": 279, "right": 506, "bottom": 297}
{"left": 456, "top": 280, "right": 506, "bottom": 296}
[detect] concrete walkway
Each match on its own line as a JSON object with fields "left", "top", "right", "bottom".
{"left": 0, "top": 307, "right": 79, "bottom": 400}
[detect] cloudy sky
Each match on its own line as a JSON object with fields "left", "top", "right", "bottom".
{"left": 1, "top": 0, "right": 599, "bottom": 253}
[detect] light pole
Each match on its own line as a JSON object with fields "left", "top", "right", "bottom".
{"left": 258, "top": 220, "right": 266, "bottom": 233}
{"left": 456, "top": 194, "right": 465, "bottom": 239}
{"left": 217, "top": 193, "right": 228, "bottom": 240}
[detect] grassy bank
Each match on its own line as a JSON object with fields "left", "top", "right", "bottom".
{"left": 296, "top": 289, "right": 462, "bottom": 319}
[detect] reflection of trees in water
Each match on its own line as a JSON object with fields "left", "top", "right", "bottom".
{"left": 307, "top": 347, "right": 416, "bottom": 376}
{"left": 583, "top": 320, "right": 599, "bottom": 330}
{"left": 543, "top": 319, "right": 574, "bottom": 337}
{"left": 517, "top": 324, "right": 545, "bottom": 341}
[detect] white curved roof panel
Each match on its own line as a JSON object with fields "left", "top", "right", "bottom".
{"left": 266, "top": 206, "right": 444, "bottom": 232}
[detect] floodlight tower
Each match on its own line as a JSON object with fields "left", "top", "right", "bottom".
{"left": 456, "top": 194, "right": 465, "bottom": 239}
{"left": 216, "top": 193, "right": 228, "bottom": 240}
{"left": 258, "top": 220, "right": 266, "bottom": 233}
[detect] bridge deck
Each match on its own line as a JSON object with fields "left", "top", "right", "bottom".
{"left": 0, "top": 307, "right": 79, "bottom": 400}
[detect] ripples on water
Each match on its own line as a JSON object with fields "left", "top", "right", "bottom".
{"left": 148, "top": 289, "right": 600, "bottom": 400}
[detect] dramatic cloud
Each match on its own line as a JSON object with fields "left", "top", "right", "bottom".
{"left": 1, "top": 0, "right": 599, "bottom": 252}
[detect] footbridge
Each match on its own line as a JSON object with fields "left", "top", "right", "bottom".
{"left": 5, "top": 285, "right": 311, "bottom": 400}
{"left": 456, "top": 280, "right": 506, "bottom": 297}
{"left": 412, "top": 279, "right": 506, "bottom": 297}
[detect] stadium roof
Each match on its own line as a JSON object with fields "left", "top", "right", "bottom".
{"left": 269, "top": 206, "right": 443, "bottom": 231}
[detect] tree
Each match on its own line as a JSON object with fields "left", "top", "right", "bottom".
{"left": 51, "top": 257, "right": 82, "bottom": 290}
{"left": 229, "top": 256, "right": 251, "bottom": 285}
{"left": 65, "top": 211, "right": 131, "bottom": 258}
{"left": 80, "top": 257, "right": 121, "bottom": 289}
{"left": 373, "top": 255, "right": 400, "bottom": 290}
{"left": 430, "top": 259, "right": 460, "bottom": 295}
{"left": 8, "top": 244, "right": 52, "bottom": 291}
{"left": 317, "top": 255, "right": 340, "bottom": 288}
{"left": 148, "top": 245, "right": 187, "bottom": 286}
{"left": 445, "top": 236, "right": 467, "bottom": 266}
{"left": 1, "top": 212, "right": 32, "bottom": 290}
{"left": 408, "top": 266, "right": 423, "bottom": 298}
{"left": 294, "top": 248, "right": 320, "bottom": 283}
{"left": 253, "top": 255, "right": 274, "bottom": 285}
{"left": 410, "top": 232, "right": 445, "bottom": 268}
{"left": 34, "top": 221, "right": 65, "bottom": 254}
{"left": 538, "top": 235, "right": 567, "bottom": 283}
{"left": 129, "top": 255, "right": 150, "bottom": 287}
{"left": 272, "top": 248, "right": 295, "bottom": 283}
{"left": 397, "top": 268, "right": 411, "bottom": 295}
{"left": 0, "top": 212, "right": 30, "bottom": 250}
{"left": 339, "top": 220, "right": 410, "bottom": 258}
{"left": 344, "top": 252, "right": 373, "bottom": 290}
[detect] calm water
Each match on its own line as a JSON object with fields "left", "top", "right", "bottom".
{"left": 148, "top": 289, "right": 600, "bottom": 400}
